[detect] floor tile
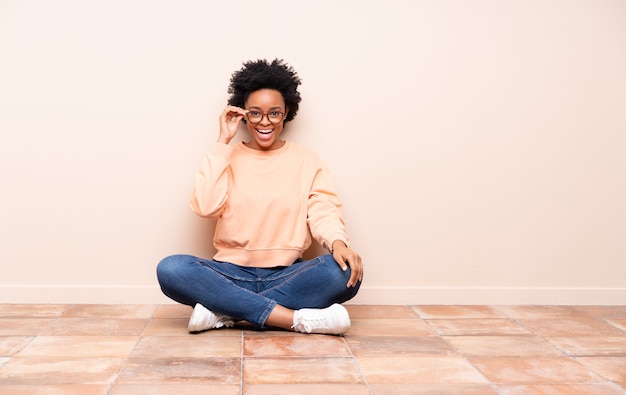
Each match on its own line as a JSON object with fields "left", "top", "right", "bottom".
{"left": 576, "top": 357, "right": 626, "bottom": 386}
{"left": 117, "top": 357, "right": 240, "bottom": 384}
{"left": 141, "top": 318, "right": 189, "bottom": 336}
{"left": 469, "top": 356, "right": 604, "bottom": 384}
{"left": 242, "top": 328, "right": 302, "bottom": 337}
{"left": 142, "top": 318, "right": 241, "bottom": 336}
{"left": 576, "top": 306, "right": 626, "bottom": 319}
{"left": 152, "top": 304, "right": 192, "bottom": 319}
{"left": 244, "top": 335, "right": 350, "bottom": 357}
{"left": 443, "top": 335, "right": 564, "bottom": 357}
{"left": 41, "top": 318, "right": 148, "bottom": 336}
{"left": 370, "top": 383, "right": 499, "bottom": 394}
{"left": 0, "top": 356, "right": 125, "bottom": 385}
{"left": 243, "top": 383, "right": 370, "bottom": 395}
{"left": 0, "top": 319, "right": 55, "bottom": 336}
{"left": 17, "top": 336, "right": 138, "bottom": 358}
{"left": 547, "top": 337, "right": 626, "bottom": 357}
{"left": 356, "top": 356, "right": 488, "bottom": 384}
{"left": 0, "top": 337, "right": 32, "bottom": 356}
{"left": 345, "top": 305, "right": 418, "bottom": 319}
{"left": 0, "top": 305, "right": 69, "bottom": 318}
{"left": 0, "top": 384, "right": 109, "bottom": 394}
{"left": 427, "top": 319, "right": 529, "bottom": 336}
{"left": 347, "top": 318, "right": 434, "bottom": 337}
{"left": 244, "top": 357, "right": 363, "bottom": 384}
{"left": 346, "top": 335, "right": 455, "bottom": 357}
{"left": 62, "top": 304, "right": 156, "bottom": 319}
{"left": 413, "top": 305, "right": 504, "bottom": 319}
{"left": 1, "top": 303, "right": 625, "bottom": 393}
{"left": 497, "top": 383, "right": 626, "bottom": 394}
{"left": 495, "top": 305, "right": 593, "bottom": 320}
{"left": 132, "top": 336, "right": 241, "bottom": 358}
{"left": 109, "top": 384, "right": 240, "bottom": 395}
{"left": 517, "top": 317, "right": 626, "bottom": 337}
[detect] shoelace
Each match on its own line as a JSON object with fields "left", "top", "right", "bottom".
{"left": 293, "top": 316, "right": 328, "bottom": 333}
{"left": 215, "top": 314, "right": 234, "bottom": 328}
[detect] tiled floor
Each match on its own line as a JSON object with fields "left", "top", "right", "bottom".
{"left": 1, "top": 304, "right": 625, "bottom": 394}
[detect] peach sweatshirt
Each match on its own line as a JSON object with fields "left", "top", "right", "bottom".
{"left": 190, "top": 141, "right": 349, "bottom": 267}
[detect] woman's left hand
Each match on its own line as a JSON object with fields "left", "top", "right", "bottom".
{"left": 332, "top": 240, "right": 363, "bottom": 288}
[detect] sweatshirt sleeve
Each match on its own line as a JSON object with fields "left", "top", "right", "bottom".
{"left": 306, "top": 159, "right": 350, "bottom": 252}
{"left": 189, "top": 142, "right": 233, "bottom": 218}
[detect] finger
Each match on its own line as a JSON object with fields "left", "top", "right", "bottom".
{"left": 333, "top": 251, "right": 348, "bottom": 271}
{"left": 226, "top": 111, "right": 245, "bottom": 121}
{"left": 356, "top": 256, "right": 364, "bottom": 281}
{"left": 221, "top": 107, "right": 246, "bottom": 121}
{"left": 347, "top": 270, "right": 358, "bottom": 288}
{"left": 345, "top": 256, "right": 361, "bottom": 288}
{"left": 229, "top": 114, "right": 243, "bottom": 124}
{"left": 226, "top": 106, "right": 248, "bottom": 116}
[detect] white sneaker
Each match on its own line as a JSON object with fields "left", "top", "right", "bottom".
{"left": 188, "top": 303, "right": 235, "bottom": 333}
{"left": 292, "top": 303, "right": 351, "bottom": 335}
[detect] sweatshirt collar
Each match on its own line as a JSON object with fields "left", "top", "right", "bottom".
{"left": 237, "top": 141, "right": 292, "bottom": 156}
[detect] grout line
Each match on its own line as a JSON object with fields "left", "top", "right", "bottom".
{"left": 408, "top": 305, "right": 422, "bottom": 318}
{"left": 343, "top": 332, "right": 374, "bottom": 394}
{"left": 106, "top": 306, "right": 154, "bottom": 394}
{"left": 7, "top": 303, "right": 75, "bottom": 366}
{"left": 240, "top": 330, "right": 244, "bottom": 395}
{"left": 426, "top": 310, "right": 494, "bottom": 386}
{"left": 137, "top": 305, "right": 157, "bottom": 338}
{"left": 107, "top": 334, "right": 142, "bottom": 393}
{"left": 36, "top": 303, "right": 72, "bottom": 335}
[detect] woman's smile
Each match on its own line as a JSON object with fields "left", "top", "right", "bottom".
{"left": 256, "top": 128, "right": 275, "bottom": 139}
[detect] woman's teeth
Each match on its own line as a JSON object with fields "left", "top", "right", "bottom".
{"left": 257, "top": 129, "right": 273, "bottom": 134}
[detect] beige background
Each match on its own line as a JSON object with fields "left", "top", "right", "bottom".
{"left": 1, "top": 0, "right": 625, "bottom": 304}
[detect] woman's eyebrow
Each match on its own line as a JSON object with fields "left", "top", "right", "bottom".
{"left": 247, "top": 106, "right": 283, "bottom": 110}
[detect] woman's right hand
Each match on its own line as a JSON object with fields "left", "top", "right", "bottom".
{"left": 217, "top": 106, "right": 248, "bottom": 145}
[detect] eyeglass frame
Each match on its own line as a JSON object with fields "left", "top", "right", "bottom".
{"left": 245, "top": 109, "right": 286, "bottom": 125}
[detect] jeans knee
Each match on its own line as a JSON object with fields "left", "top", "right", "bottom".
{"left": 319, "top": 254, "right": 352, "bottom": 279}
{"left": 156, "top": 254, "right": 193, "bottom": 285}
{"left": 156, "top": 257, "right": 172, "bottom": 286}
{"left": 320, "top": 254, "right": 362, "bottom": 302}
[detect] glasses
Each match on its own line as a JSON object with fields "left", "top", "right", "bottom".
{"left": 245, "top": 110, "right": 285, "bottom": 125}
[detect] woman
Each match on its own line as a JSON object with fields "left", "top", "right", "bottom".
{"left": 157, "top": 59, "right": 363, "bottom": 335}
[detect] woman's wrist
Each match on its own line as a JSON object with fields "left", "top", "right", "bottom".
{"left": 331, "top": 240, "right": 348, "bottom": 252}
{"left": 217, "top": 135, "right": 231, "bottom": 145}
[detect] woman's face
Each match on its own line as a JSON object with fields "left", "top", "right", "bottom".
{"left": 244, "top": 89, "right": 288, "bottom": 151}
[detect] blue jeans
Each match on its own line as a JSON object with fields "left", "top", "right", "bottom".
{"left": 156, "top": 254, "right": 361, "bottom": 327}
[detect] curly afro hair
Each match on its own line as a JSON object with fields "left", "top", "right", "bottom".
{"left": 227, "top": 59, "right": 302, "bottom": 123}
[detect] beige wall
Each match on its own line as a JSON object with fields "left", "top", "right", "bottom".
{"left": 1, "top": 0, "right": 625, "bottom": 305}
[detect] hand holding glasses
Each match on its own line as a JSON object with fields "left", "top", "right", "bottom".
{"left": 219, "top": 106, "right": 286, "bottom": 144}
